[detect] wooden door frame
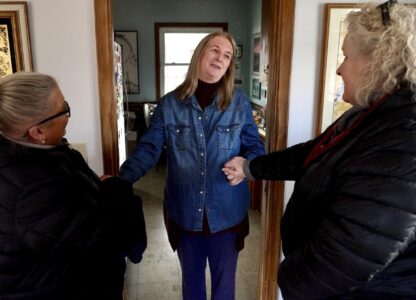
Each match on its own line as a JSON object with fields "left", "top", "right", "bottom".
{"left": 94, "top": 0, "right": 295, "bottom": 298}
{"left": 94, "top": 0, "right": 119, "bottom": 175}
{"left": 258, "top": 1, "right": 295, "bottom": 299}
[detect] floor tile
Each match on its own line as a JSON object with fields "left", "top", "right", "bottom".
{"left": 136, "top": 282, "right": 182, "bottom": 300}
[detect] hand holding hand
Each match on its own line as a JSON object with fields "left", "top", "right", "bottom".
{"left": 222, "top": 156, "right": 246, "bottom": 186}
{"left": 100, "top": 174, "right": 112, "bottom": 181}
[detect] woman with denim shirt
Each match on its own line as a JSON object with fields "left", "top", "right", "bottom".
{"left": 119, "top": 31, "right": 265, "bottom": 299}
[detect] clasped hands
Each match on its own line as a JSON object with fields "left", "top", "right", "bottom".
{"left": 222, "top": 156, "right": 246, "bottom": 186}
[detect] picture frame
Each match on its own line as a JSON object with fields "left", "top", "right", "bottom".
{"left": 252, "top": 77, "right": 261, "bottom": 100}
{"left": 235, "top": 44, "right": 242, "bottom": 59}
{"left": 114, "top": 30, "right": 140, "bottom": 94}
{"left": 316, "top": 4, "right": 359, "bottom": 134}
{"left": 0, "top": 2, "right": 32, "bottom": 78}
{"left": 252, "top": 33, "right": 260, "bottom": 75}
{"left": 234, "top": 61, "right": 242, "bottom": 85}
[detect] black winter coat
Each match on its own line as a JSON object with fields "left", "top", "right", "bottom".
{"left": 249, "top": 86, "right": 416, "bottom": 299}
{"left": 0, "top": 137, "right": 146, "bottom": 300}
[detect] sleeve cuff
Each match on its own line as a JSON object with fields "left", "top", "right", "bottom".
{"left": 243, "top": 159, "right": 255, "bottom": 180}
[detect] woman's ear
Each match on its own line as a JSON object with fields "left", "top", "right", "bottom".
{"left": 27, "top": 126, "right": 46, "bottom": 144}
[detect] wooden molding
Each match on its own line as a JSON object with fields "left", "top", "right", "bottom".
{"left": 258, "top": 0, "right": 296, "bottom": 299}
{"left": 94, "top": 0, "right": 119, "bottom": 175}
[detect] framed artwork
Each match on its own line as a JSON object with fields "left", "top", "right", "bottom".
{"left": 234, "top": 61, "right": 242, "bottom": 85}
{"left": 114, "top": 31, "right": 140, "bottom": 94}
{"left": 235, "top": 44, "right": 242, "bottom": 59}
{"left": 316, "top": 4, "right": 359, "bottom": 134}
{"left": 252, "top": 33, "right": 260, "bottom": 75}
{"left": 252, "top": 77, "right": 261, "bottom": 100}
{"left": 0, "top": 2, "right": 32, "bottom": 78}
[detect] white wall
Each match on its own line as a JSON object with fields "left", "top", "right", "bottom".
{"left": 1, "top": 0, "right": 103, "bottom": 174}
{"left": 290, "top": 0, "right": 347, "bottom": 147}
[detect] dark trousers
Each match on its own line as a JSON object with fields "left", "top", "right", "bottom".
{"left": 176, "top": 231, "right": 239, "bottom": 300}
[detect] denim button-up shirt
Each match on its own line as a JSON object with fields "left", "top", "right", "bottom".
{"left": 119, "top": 89, "right": 265, "bottom": 232}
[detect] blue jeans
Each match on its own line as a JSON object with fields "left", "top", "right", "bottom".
{"left": 176, "top": 231, "right": 239, "bottom": 300}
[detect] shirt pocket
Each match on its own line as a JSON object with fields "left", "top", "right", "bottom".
{"left": 167, "top": 124, "right": 191, "bottom": 150}
{"left": 216, "top": 124, "right": 241, "bottom": 150}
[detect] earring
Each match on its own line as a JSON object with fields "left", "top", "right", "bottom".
{"left": 41, "top": 139, "right": 45, "bottom": 144}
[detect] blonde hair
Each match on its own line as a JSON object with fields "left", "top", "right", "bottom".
{"left": 345, "top": 2, "right": 416, "bottom": 107}
{"left": 175, "top": 31, "right": 237, "bottom": 110}
{"left": 0, "top": 72, "right": 58, "bottom": 137}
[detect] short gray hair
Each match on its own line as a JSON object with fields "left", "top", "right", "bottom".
{"left": 0, "top": 72, "right": 58, "bottom": 137}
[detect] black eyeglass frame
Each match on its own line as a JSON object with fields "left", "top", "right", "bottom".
{"left": 22, "top": 101, "right": 71, "bottom": 137}
{"left": 35, "top": 100, "right": 71, "bottom": 126}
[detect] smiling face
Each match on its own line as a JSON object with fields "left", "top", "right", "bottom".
{"left": 336, "top": 34, "right": 369, "bottom": 106}
{"left": 198, "top": 36, "right": 234, "bottom": 83}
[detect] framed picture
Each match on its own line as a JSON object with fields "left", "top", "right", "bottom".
{"left": 0, "top": 2, "right": 32, "bottom": 78}
{"left": 316, "top": 4, "right": 359, "bottom": 134}
{"left": 114, "top": 31, "right": 140, "bottom": 94}
{"left": 252, "top": 33, "right": 261, "bottom": 75}
{"left": 234, "top": 61, "right": 242, "bottom": 85}
{"left": 235, "top": 44, "right": 242, "bottom": 59}
{"left": 252, "top": 77, "right": 261, "bottom": 100}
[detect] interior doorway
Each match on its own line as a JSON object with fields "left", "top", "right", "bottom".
{"left": 93, "top": 0, "right": 295, "bottom": 298}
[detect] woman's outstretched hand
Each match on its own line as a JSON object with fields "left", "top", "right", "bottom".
{"left": 222, "top": 156, "right": 246, "bottom": 186}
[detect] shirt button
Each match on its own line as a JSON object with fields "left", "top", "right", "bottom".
{"left": 200, "top": 191, "right": 203, "bottom": 194}
{"left": 176, "top": 129, "right": 180, "bottom": 133}
{"left": 201, "top": 172, "right": 204, "bottom": 175}
{"left": 201, "top": 153, "right": 204, "bottom": 156}
{"left": 200, "top": 134, "right": 203, "bottom": 137}
{"left": 198, "top": 208, "right": 202, "bottom": 212}
{"left": 199, "top": 116, "right": 202, "bottom": 120}
{"left": 226, "top": 128, "right": 230, "bottom": 132}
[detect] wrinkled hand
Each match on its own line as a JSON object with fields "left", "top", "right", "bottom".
{"left": 222, "top": 156, "right": 246, "bottom": 186}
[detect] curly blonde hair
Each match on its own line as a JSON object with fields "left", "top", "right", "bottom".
{"left": 345, "top": 2, "right": 416, "bottom": 107}
{"left": 175, "top": 31, "right": 237, "bottom": 110}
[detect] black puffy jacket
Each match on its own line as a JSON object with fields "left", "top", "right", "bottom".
{"left": 0, "top": 137, "right": 145, "bottom": 300}
{"left": 249, "top": 86, "right": 416, "bottom": 299}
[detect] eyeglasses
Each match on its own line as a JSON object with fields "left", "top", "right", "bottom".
{"left": 34, "top": 100, "right": 71, "bottom": 126}
{"left": 22, "top": 101, "right": 71, "bottom": 137}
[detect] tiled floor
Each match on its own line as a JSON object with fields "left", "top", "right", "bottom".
{"left": 124, "top": 163, "right": 260, "bottom": 300}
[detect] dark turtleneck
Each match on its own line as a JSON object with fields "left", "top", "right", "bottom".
{"left": 195, "top": 79, "right": 222, "bottom": 110}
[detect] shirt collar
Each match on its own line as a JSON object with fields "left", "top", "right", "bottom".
{"left": 0, "top": 131, "right": 56, "bottom": 149}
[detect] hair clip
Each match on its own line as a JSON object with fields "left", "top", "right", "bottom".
{"left": 377, "top": 0, "right": 398, "bottom": 26}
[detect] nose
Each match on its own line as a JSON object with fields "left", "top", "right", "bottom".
{"left": 336, "top": 66, "right": 341, "bottom": 76}
{"left": 336, "top": 62, "right": 343, "bottom": 76}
